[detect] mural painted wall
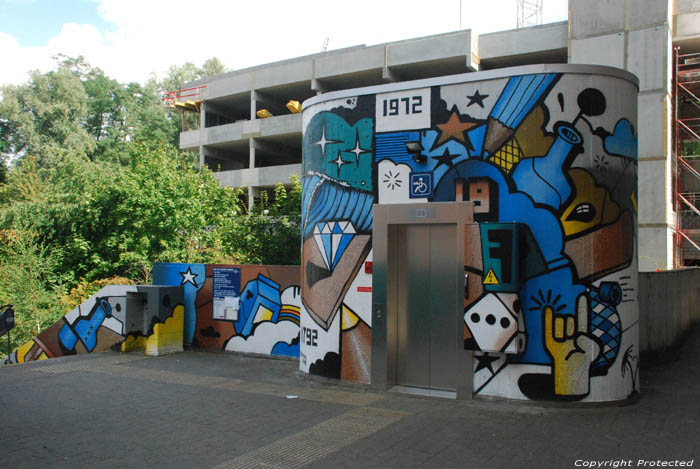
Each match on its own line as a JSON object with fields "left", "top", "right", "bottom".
{"left": 153, "top": 263, "right": 301, "bottom": 358}
{"left": 301, "top": 67, "right": 639, "bottom": 401}
{"left": 300, "top": 97, "right": 375, "bottom": 383}
{"left": 7, "top": 285, "right": 184, "bottom": 364}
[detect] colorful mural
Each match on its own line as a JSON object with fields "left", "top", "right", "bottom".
{"left": 153, "top": 263, "right": 301, "bottom": 358}
{"left": 300, "top": 98, "right": 375, "bottom": 383}
{"left": 7, "top": 264, "right": 300, "bottom": 364}
{"left": 302, "top": 68, "right": 639, "bottom": 401}
{"left": 7, "top": 285, "right": 184, "bottom": 364}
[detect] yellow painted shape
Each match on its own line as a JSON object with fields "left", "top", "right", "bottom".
{"left": 15, "top": 340, "right": 34, "bottom": 363}
{"left": 281, "top": 305, "right": 300, "bottom": 314}
{"left": 483, "top": 268, "right": 500, "bottom": 285}
{"left": 489, "top": 137, "right": 523, "bottom": 173}
{"left": 38, "top": 352, "right": 48, "bottom": 360}
{"left": 341, "top": 305, "right": 360, "bottom": 331}
{"left": 145, "top": 305, "right": 184, "bottom": 355}
{"left": 121, "top": 334, "right": 147, "bottom": 352}
{"left": 254, "top": 306, "right": 274, "bottom": 324}
{"left": 560, "top": 169, "right": 620, "bottom": 237}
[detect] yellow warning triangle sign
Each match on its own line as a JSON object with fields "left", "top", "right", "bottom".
{"left": 483, "top": 268, "right": 500, "bottom": 285}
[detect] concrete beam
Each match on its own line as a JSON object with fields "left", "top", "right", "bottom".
{"left": 214, "top": 164, "right": 303, "bottom": 189}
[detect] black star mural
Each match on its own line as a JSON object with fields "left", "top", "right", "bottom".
{"left": 431, "top": 148, "right": 460, "bottom": 171}
{"left": 475, "top": 353, "right": 500, "bottom": 373}
{"left": 467, "top": 90, "right": 489, "bottom": 108}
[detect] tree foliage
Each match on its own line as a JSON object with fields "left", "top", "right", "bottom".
{"left": 0, "top": 56, "right": 301, "bottom": 356}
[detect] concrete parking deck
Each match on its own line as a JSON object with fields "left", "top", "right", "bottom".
{"left": 2, "top": 326, "right": 699, "bottom": 468}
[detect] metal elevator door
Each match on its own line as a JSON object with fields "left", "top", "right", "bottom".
{"left": 395, "top": 223, "right": 457, "bottom": 391}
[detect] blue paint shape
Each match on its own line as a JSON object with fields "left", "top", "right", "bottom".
{"left": 604, "top": 119, "right": 637, "bottom": 160}
{"left": 468, "top": 124, "right": 487, "bottom": 158}
{"left": 58, "top": 323, "right": 78, "bottom": 351}
{"left": 272, "top": 340, "right": 300, "bottom": 357}
{"left": 511, "top": 123, "right": 582, "bottom": 210}
{"left": 490, "top": 74, "right": 559, "bottom": 129}
{"left": 236, "top": 275, "right": 282, "bottom": 337}
{"left": 432, "top": 159, "right": 565, "bottom": 264}
{"left": 71, "top": 299, "right": 112, "bottom": 352}
{"left": 302, "top": 174, "right": 374, "bottom": 239}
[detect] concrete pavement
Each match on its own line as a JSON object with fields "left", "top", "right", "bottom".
{"left": 1, "top": 326, "right": 699, "bottom": 468}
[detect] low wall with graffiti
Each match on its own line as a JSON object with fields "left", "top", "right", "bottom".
{"left": 153, "top": 263, "right": 301, "bottom": 358}
{"left": 8, "top": 285, "right": 184, "bottom": 364}
{"left": 301, "top": 64, "right": 639, "bottom": 402}
{"left": 639, "top": 268, "right": 700, "bottom": 353}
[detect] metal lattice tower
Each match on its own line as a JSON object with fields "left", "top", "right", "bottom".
{"left": 517, "top": 0, "right": 543, "bottom": 28}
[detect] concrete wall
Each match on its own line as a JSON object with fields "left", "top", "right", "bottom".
{"left": 214, "top": 164, "right": 302, "bottom": 188}
{"left": 638, "top": 268, "right": 700, "bottom": 352}
{"left": 568, "top": 0, "right": 675, "bottom": 271}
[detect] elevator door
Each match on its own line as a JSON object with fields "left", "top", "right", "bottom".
{"left": 395, "top": 223, "right": 457, "bottom": 391}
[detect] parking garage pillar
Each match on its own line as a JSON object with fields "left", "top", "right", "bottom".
{"left": 199, "top": 101, "right": 206, "bottom": 167}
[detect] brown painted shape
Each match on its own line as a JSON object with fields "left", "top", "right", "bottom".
{"left": 564, "top": 210, "right": 634, "bottom": 282}
{"left": 35, "top": 320, "right": 68, "bottom": 357}
{"left": 469, "top": 180, "right": 491, "bottom": 215}
{"left": 513, "top": 106, "right": 554, "bottom": 157}
{"left": 302, "top": 234, "right": 371, "bottom": 331}
{"left": 464, "top": 224, "right": 485, "bottom": 341}
{"left": 93, "top": 327, "right": 124, "bottom": 352}
{"left": 341, "top": 319, "right": 371, "bottom": 384}
{"left": 194, "top": 264, "right": 301, "bottom": 350}
{"left": 24, "top": 342, "right": 45, "bottom": 362}
{"left": 196, "top": 264, "right": 237, "bottom": 349}
{"left": 483, "top": 117, "right": 514, "bottom": 155}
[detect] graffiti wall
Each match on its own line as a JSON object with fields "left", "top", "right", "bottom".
{"left": 153, "top": 263, "right": 301, "bottom": 358}
{"left": 301, "top": 66, "right": 639, "bottom": 401}
{"left": 8, "top": 285, "right": 184, "bottom": 363}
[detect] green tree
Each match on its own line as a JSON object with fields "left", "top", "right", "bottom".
{"left": 200, "top": 57, "right": 228, "bottom": 79}
{"left": 0, "top": 216, "right": 65, "bottom": 354}
{"left": 0, "top": 66, "right": 95, "bottom": 165}
{"left": 220, "top": 176, "right": 302, "bottom": 265}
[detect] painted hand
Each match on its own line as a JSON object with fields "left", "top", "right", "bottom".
{"left": 544, "top": 294, "right": 601, "bottom": 397}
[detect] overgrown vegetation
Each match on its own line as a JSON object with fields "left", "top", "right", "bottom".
{"left": 0, "top": 56, "right": 301, "bottom": 354}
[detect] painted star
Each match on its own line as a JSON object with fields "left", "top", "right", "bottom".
{"left": 349, "top": 137, "right": 368, "bottom": 166}
{"left": 313, "top": 126, "right": 341, "bottom": 156}
{"left": 434, "top": 110, "right": 477, "bottom": 148}
{"left": 467, "top": 90, "right": 489, "bottom": 108}
{"left": 475, "top": 353, "right": 500, "bottom": 373}
{"left": 180, "top": 267, "right": 199, "bottom": 287}
{"left": 431, "top": 148, "right": 460, "bottom": 170}
{"left": 332, "top": 149, "right": 350, "bottom": 174}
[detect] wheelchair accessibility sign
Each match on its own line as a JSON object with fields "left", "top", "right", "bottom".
{"left": 409, "top": 172, "right": 433, "bottom": 198}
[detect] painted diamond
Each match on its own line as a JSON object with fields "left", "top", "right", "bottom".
{"left": 313, "top": 221, "right": 356, "bottom": 271}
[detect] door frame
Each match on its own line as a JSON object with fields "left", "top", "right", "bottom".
{"left": 371, "top": 201, "right": 475, "bottom": 400}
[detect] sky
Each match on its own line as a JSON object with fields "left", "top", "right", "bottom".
{"left": 0, "top": 0, "right": 568, "bottom": 87}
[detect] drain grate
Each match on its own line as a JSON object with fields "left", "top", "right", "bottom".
{"left": 212, "top": 407, "right": 409, "bottom": 469}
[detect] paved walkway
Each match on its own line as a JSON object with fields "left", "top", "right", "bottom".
{"left": 1, "top": 326, "right": 699, "bottom": 468}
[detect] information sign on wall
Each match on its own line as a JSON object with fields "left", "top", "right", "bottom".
{"left": 212, "top": 267, "right": 241, "bottom": 321}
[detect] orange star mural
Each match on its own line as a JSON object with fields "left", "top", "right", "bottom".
{"left": 434, "top": 110, "right": 477, "bottom": 148}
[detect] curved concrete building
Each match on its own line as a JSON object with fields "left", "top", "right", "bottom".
{"left": 300, "top": 64, "right": 639, "bottom": 402}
